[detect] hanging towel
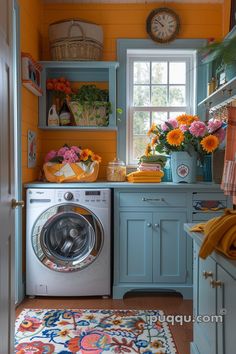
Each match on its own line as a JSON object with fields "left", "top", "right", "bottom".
{"left": 190, "top": 209, "right": 236, "bottom": 259}
{"left": 221, "top": 107, "right": 236, "bottom": 204}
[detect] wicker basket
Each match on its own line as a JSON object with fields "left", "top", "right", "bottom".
{"left": 49, "top": 19, "right": 103, "bottom": 61}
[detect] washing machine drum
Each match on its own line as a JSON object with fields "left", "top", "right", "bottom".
{"left": 31, "top": 204, "right": 103, "bottom": 272}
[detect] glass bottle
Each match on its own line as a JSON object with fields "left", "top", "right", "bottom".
{"left": 59, "top": 99, "right": 73, "bottom": 126}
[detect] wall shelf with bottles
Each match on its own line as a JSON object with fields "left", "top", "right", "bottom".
{"left": 198, "top": 76, "right": 236, "bottom": 112}
{"left": 197, "top": 26, "right": 236, "bottom": 114}
{"left": 39, "top": 61, "right": 119, "bottom": 130}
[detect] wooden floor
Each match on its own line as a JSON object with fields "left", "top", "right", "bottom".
{"left": 16, "top": 292, "right": 193, "bottom": 354}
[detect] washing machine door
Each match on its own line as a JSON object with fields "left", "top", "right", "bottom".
{"left": 31, "top": 204, "right": 103, "bottom": 272}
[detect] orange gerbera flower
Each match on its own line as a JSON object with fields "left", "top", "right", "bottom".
{"left": 92, "top": 154, "right": 102, "bottom": 163}
{"left": 166, "top": 129, "right": 184, "bottom": 146}
{"left": 200, "top": 135, "right": 219, "bottom": 153}
{"left": 176, "top": 114, "right": 199, "bottom": 126}
{"left": 80, "top": 150, "right": 89, "bottom": 161}
{"left": 147, "top": 122, "right": 158, "bottom": 136}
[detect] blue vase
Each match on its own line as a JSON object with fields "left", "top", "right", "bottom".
{"left": 171, "top": 151, "right": 197, "bottom": 183}
{"left": 203, "top": 154, "right": 212, "bottom": 182}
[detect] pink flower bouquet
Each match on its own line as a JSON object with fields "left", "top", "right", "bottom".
{"left": 43, "top": 144, "right": 101, "bottom": 183}
{"left": 148, "top": 114, "right": 226, "bottom": 157}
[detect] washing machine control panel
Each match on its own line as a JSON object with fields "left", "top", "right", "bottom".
{"left": 56, "top": 189, "right": 110, "bottom": 207}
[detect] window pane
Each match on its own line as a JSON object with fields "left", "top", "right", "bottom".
{"left": 151, "top": 86, "right": 167, "bottom": 106}
{"left": 169, "top": 86, "right": 186, "bottom": 106}
{"left": 169, "top": 111, "right": 185, "bottom": 119}
{"left": 152, "top": 112, "right": 168, "bottom": 125}
{"left": 133, "top": 136, "right": 150, "bottom": 161}
{"left": 134, "top": 62, "right": 150, "bottom": 84}
{"left": 169, "top": 62, "right": 186, "bottom": 84}
{"left": 152, "top": 62, "right": 167, "bottom": 84}
{"left": 133, "top": 111, "right": 150, "bottom": 134}
{"left": 134, "top": 85, "right": 150, "bottom": 106}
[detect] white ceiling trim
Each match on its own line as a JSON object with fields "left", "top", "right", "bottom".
{"left": 43, "top": 0, "right": 223, "bottom": 4}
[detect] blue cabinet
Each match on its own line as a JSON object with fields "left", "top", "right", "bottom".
{"left": 185, "top": 227, "right": 236, "bottom": 354}
{"left": 113, "top": 189, "right": 191, "bottom": 299}
{"left": 217, "top": 266, "right": 236, "bottom": 354}
{"left": 193, "top": 244, "right": 217, "bottom": 354}
{"left": 113, "top": 187, "right": 231, "bottom": 300}
{"left": 119, "top": 212, "right": 153, "bottom": 283}
{"left": 153, "top": 212, "right": 187, "bottom": 283}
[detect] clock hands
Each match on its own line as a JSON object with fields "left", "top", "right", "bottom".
{"left": 154, "top": 18, "right": 164, "bottom": 27}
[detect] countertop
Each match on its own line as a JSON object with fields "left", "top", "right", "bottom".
{"left": 184, "top": 223, "right": 236, "bottom": 276}
{"left": 24, "top": 181, "right": 223, "bottom": 190}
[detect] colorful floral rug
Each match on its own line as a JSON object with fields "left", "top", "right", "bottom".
{"left": 15, "top": 309, "right": 177, "bottom": 354}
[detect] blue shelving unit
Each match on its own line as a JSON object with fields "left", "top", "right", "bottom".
{"left": 39, "top": 61, "right": 119, "bottom": 130}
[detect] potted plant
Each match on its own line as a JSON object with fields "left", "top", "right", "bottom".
{"left": 68, "top": 84, "right": 112, "bottom": 127}
{"left": 146, "top": 114, "right": 226, "bottom": 183}
{"left": 199, "top": 35, "right": 236, "bottom": 65}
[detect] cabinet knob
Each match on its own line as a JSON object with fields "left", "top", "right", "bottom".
{"left": 202, "top": 271, "right": 213, "bottom": 279}
{"left": 147, "top": 223, "right": 152, "bottom": 227}
{"left": 154, "top": 223, "right": 160, "bottom": 228}
{"left": 210, "top": 280, "right": 223, "bottom": 288}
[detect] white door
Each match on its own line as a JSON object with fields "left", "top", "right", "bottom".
{"left": 0, "top": 0, "right": 16, "bottom": 352}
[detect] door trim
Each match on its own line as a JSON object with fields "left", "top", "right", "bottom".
{"left": 14, "top": 0, "right": 24, "bottom": 305}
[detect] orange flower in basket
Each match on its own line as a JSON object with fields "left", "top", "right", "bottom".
{"left": 80, "top": 149, "right": 93, "bottom": 162}
{"left": 200, "top": 135, "right": 219, "bottom": 153}
{"left": 92, "top": 154, "right": 102, "bottom": 163}
{"left": 166, "top": 129, "right": 184, "bottom": 146}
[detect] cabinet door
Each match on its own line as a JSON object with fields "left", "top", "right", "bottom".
{"left": 194, "top": 249, "right": 217, "bottom": 354}
{"left": 217, "top": 265, "right": 236, "bottom": 354}
{"left": 153, "top": 211, "right": 187, "bottom": 283}
{"left": 119, "top": 212, "right": 153, "bottom": 283}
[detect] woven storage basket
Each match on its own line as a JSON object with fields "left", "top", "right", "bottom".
{"left": 49, "top": 19, "right": 103, "bottom": 61}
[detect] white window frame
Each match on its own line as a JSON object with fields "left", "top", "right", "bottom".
{"left": 126, "top": 49, "right": 197, "bottom": 166}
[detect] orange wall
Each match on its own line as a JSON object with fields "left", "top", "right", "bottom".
{"left": 41, "top": 3, "right": 223, "bottom": 61}
{"left": 223, "top": 0, "right": 232, "bottom": 36}
{"left": 19, "top": 0, "right": 43, "bottom": 272}
{"left": 20, "top": 0, "right": 43, "bottom": 183}
{"left": 39, "top": 2, "right": 223, "bottom": 178}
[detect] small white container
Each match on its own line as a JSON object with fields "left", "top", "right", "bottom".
{"left": 47, "top": 104, "right": 59, "bottom": 126}
{"left": 106, "top": 158, "right": 126, "bottom": 182}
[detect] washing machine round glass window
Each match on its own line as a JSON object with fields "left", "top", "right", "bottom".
{"left": 31, "top": 204, "right": 103, "bottom": 272}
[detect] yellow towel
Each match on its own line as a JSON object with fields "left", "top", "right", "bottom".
{"left": 128, "top": 178, "right": 162, "bottom": 183}
{"left": 127, "top": 170, "right": 164, "bottom": 178}
{"left": 190, "top": 209, "right": 236, "bottom": 259}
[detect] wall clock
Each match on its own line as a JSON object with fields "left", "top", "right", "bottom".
{"left": 146, "top": 7, "right": 180, "bottom": 43}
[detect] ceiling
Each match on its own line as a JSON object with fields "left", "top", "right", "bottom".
{"left": 43, "top": 0, "right": 223, "bottom": 3}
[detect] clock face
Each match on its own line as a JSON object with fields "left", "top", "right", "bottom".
{"left": 146, "top": 8, "right": 180, "bottom": 43}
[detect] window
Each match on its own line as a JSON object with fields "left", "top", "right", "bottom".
{"left": 127, "top": 50, "right": 196, "bottom": 165}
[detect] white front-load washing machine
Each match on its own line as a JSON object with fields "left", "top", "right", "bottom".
{"left": 26, "top": 188, "right": 111, "bottom": 296}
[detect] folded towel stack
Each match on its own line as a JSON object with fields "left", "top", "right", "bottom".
{"left": 127, "top": 170, "right": 164, "bottom": 183}
{"left": 190, "top": 208, "right": 236, "bottom": 260}
{"left": 138, "top": 162, "right": 162, "bottom": 171}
